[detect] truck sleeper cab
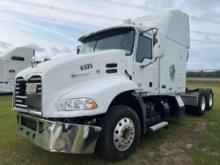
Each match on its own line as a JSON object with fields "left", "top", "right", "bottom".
{"left": 0, "top": 47, "right": 33, "bottom": 93}
{"left": 13, "top": 10, "right": 214, "bottom": 161}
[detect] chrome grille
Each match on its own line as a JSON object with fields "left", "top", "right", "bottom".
{"left": 14, "top": 75, "right": 42, "bottom": 114}
{"left": 15, "top": 77, "right": 27, "bottom": 109}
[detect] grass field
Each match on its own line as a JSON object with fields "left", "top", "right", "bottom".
{"left": 0, "top": 82, "right": 219, "bottom": 165}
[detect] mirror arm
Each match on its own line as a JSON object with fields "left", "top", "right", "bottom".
{"left": 76, "top": 45, "right": 81, "bottom": 54}
{"left": 140, "top": 54, "right": 163, "bottom": 69}
{"left": 141, "top": 27, "right": 158, "bottom": 46}
{"left": 140, "top": 57, "right": 157, "bottom": 69}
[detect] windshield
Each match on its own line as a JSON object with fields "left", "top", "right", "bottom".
{"left": 80, "top": 28, "right": 135, "bottom": 55}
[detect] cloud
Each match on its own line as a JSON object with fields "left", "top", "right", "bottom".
{"left": 51, "top": 47, "right": 62, "bottom": 55}
{"left": 186, "top": 0, "right": 220, "bottom": 18}
{"left": 0, "top": 0, "right": 219, "bottom": 70}
{"left": 62, "top": 47, "right": 72, "bottom": 53}
{"left": 26, "top": 43, "right": 46, "bottom": 52}
{"left": 0, "top": 41, "right": 13, "bottom": 49}
{"left": 190, "top": 49, "right": 200, "bottom": 57}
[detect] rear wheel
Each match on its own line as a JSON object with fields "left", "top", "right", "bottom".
{"left": 96, "top": 105, "right": 140, "bottom": 161}
{"left": 195, "top": 90, "right": 206, "bottom": 116}
{"left": 204, "top": 89, "right": 214, "bottom": 111}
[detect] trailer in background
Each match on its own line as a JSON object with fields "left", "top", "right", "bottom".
{"left": 0, "top": 47, "right": 34, "bottom": 93}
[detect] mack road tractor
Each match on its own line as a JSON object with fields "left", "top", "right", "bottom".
{"left": 13, "top": 10, "right": 214, "bottom": 160}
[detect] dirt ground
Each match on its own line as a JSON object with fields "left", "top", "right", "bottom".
{"left": 139, "top": 118, "right": 207, "bottom": 165}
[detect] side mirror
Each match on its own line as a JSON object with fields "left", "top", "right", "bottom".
{"left": 76, "top": 45, "right": 81, "bottom": 54}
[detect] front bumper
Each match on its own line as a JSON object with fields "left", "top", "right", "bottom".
{"left": 16, "top": 113, "right": 102, "bottom": 154}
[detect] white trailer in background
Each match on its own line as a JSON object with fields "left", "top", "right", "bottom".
{"left": 0, "top": 47, "right": 34, "bottom": 93}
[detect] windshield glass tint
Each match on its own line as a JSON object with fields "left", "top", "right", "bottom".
{"left": 80, "top": 28, "right": 135, "bottom": 55}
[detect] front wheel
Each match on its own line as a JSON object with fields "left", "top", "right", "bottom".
{"left": 96, "top": 105, "right": 140, "bottom": 161}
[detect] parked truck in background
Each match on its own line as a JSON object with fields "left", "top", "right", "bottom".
{"left": 13, "top": 10, "right": 214, "bottom": 160}
{"left": 0, "top": 47, "right": 33, "bottom": 93}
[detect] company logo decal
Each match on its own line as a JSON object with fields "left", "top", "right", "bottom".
{"left": 169, "top": 64, "right": 176, "bottom": 81}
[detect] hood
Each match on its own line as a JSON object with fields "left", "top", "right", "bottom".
{"left": 16, "top": 49, "right": 127, "bottom": 79}
{"left": 14, "top": 49, "right": 133, "bottom": 118}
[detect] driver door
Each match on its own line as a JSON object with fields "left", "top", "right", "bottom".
{"left": 134, "top": 34, "right": 156, "bottom": 94}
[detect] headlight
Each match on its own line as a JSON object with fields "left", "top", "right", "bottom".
{"left": 57, "top": 98, "right": 97, "bottom": 111}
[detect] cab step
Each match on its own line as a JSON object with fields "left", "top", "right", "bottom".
{"left": 150, "top": 121, "right": 168, "bottom": 132}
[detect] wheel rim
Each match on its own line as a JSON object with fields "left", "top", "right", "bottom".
{"left": 209, "top": 94, "right": 213, "bottom": 107}
{"left": 113, "top": 117, "right": 135, "bottom": 151}
{"left": 201, "top": 96, "right": 206, "bottom": 111}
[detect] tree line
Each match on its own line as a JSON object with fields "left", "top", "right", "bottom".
{"left": 187, "top": 70, "right": 220, "bottom": 78}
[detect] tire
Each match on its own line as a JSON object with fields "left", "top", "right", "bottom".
{"left": 194, "top": 90, "right": 207, "bottom": 116}
{"left": 96, "top": 105, "right": 140, "bottom": 161}
{"left": 204, "top": 89, "right": 214, "bottom": 111}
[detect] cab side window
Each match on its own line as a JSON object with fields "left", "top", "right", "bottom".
{"left": 136, "top": 35, "right": 152, "bottom": 63}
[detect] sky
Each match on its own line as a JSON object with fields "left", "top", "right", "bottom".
{"left": 0, "top": 0, "right": 219, "bottom": 71}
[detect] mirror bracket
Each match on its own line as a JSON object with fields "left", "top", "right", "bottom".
{"left": 76, "top": 45, "right": 81, "bottom": 54}
{"left": 141, "top": 27, "right": 158, "bottom": 46}
{"left": 140, "top": 54, "right": 164, "bottom": 69}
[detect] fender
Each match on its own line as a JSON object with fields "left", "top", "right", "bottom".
{"left": 43, "top": 76, "right": 138, "bottom": 118}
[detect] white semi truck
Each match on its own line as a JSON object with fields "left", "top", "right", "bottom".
{"left": 13, "top": 10, "right": 214, "bottom": 160}
{"left": 0, "top": 47, "right": 34, "bottom": 93}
